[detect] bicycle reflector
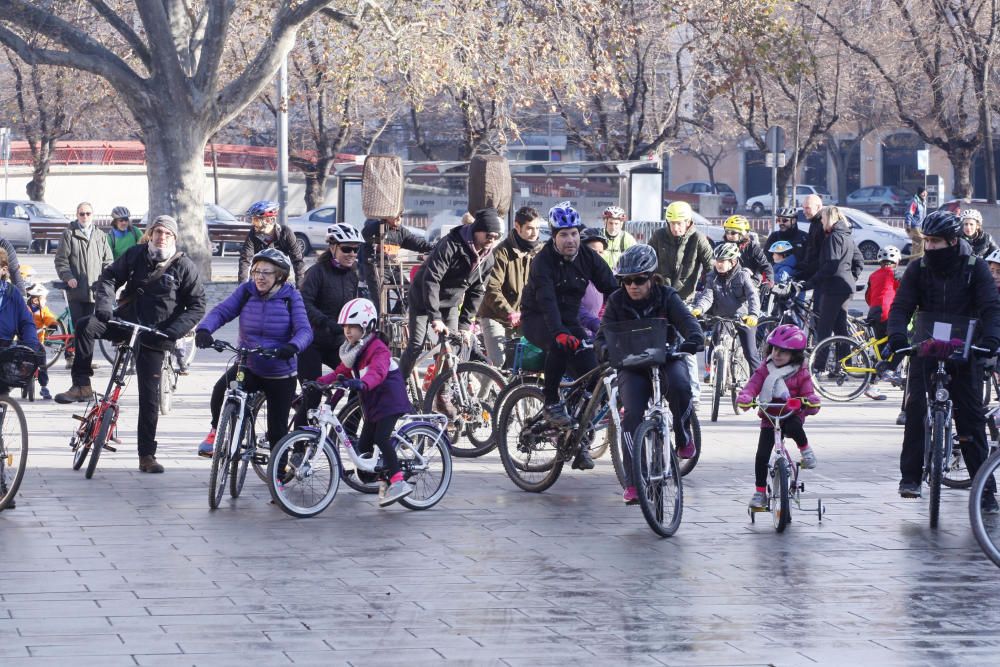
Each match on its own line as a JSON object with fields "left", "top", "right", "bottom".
{"left": 935, "top": 388, "right": 949, "bottom": 402}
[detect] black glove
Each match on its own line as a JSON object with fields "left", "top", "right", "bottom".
{"left": 139, "top": 330, "right": 167, "bottom": 347}
{"left": 596, "top": 345, "right": 609, "bottom": 363}
{"left": 195, "top": 330, "right": 214, "bottom": 349}
{"left": 95, "top": 306, "right": 113, "bottom": 323}
{"left": 982, "top": 338, "right": 1000, "bottom": 357}
{"left": 888, "top": 333, "right": 909, "bottom": 355}
{"left": 274, "top": 343, "right": 297, "bottom": 360}
{"left": 678, "top": 339, "right": 702, "bottom": 355}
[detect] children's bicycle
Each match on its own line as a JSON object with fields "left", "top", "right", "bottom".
{"left": 746, "top": 400, "right": 825, "bottom": 533}
{"left": 702, "top": 316, "right": 751, "bottom": 422}
{"left": 269, "top": 381, "right": 453, "bottom": 518}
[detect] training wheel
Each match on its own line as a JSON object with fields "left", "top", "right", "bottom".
{"left": 817, "top": 498, "right": 824, "bottom": 520}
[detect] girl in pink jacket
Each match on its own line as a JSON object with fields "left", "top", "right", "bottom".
{"left": 736, "top": 324, "right": 821, "bottom": 510}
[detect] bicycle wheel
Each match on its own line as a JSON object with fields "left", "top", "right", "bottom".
{"left": 98, "top": 338, "right": 116, "bottom": 364}
{"left": 0, "top": 396, "right": 28, "bottom": 511}
{"left": 969, "top": 450, "right": 1000, "bottom": 567}
{"left": 422, "top": 361, "right": 504, "bottom": 458}
{"left": 589, "top": 403, "right": 616, "bottom": 460}
{"left": 809, "top": 335, "right": 872, "bottom": 402}
{"left": 610, "top": 422, "right": 629, "bottom": 489}
{"left": 268, "top": 430, "right": 340, "bottom": 518}
{"left": 729, "top": 338, "right": 750, "bottom": 414}
{"left": 632, "top": 419, "right": 683, "bottom": 537}
{"left": 85, "top": 408, "right": 114, "bottom": 480}
{"left": 229, "top": 416, "right": 253, "bottom": 499}
{"left": 208, "top": 404, "right": 238, "bottom": 509}
{"left": 158, "top": 361, "right": 174, "bottom": 415}
{"left": 755, "top": 317, "right": 779, "bottom": 350}
{"left": 929, "top": 410, "right": 946, "bottom": 529}
{"left": 250, "top": 393, "right": 269, "bottom": 483}
{"left": 710, "top": 347, "right": 725, "bottom": 422}
{"left": 397, "top": 423, "right": 453, "bottom": 510}
{"left": 679, "top": 412, "right": 702, "bottom": 477}
{"left": 496, "top": 384, "right": 563, "bottom": 492}
{"left": 71, "top": 412, "right": 95, "bottom": 471}
{"left": 770, "top": 458, "right": 791, "bottom": 532}
{"left": 942, "top": 441, "right": 972, "bottom": 489}
{"left": 43, "top": 320, "right": 68, "bottom": 368}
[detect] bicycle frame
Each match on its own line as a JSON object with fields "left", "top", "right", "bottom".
{"left": 924, "top": 360, "right": 956, "bottom": 479}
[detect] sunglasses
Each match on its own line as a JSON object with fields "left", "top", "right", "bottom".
{"left": 724, "top": 230, "right": 742, "bottom": 235}
{"left": 620, "top": 275, "right": 650, "bottom": 286}
{"left": 337, "top": 245, "right": 360, "bottom": 254}
{"left": 78, "top": 211, "right": 93, "bottom": 217}
{"left": 485, "top": 232, "right": 501, "bottom": 241}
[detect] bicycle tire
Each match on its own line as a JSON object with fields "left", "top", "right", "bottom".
{"left": 711, "top": 347, "right": 725, "bottom": 422}
{"left": 770, "top": 457, "right": 791, "bottom": 532}
{"left": 158, "top": 361, "right": 173, "bottom": 415}
{"left": 496, "top": 384, "right": 563, "bottom": 492}
{"left": 755, "top": 317, "right": 779, "bottom": 350}
{"left": 71, "top": 412, "right": 95, "bottom": 471}
{"left": 929, "top": 409, "right": 946, "bottom": 529}
{"left": 396, "top": 423, "right": 453, "bottom": 510}
{"left": 942, "top": 444, "right": 972, "bottom": 489}
{"left": 268, "top": 430, "right": 340, "bottom": 518}
{"left": 729, "top": 337, "right": 750, "bottom": 415}
{"left": 247, "top": 393, "right": 269, "bottom": 483}
{"left": 0, "top": 396, "right": 28, "bottom": 510}
{"left": 632, "top": 418, "right": 683, "bottom": 537}
{"left": 679, "top": 412, "right": 702, "bottom": 477}
{"left": 43, "top": 319, "right": 69, "bottom": 368}
{"left": 229, "top": 414, "right": 253, "bottom": 499}
{"left": 809, "top": 335, "right": 872, "bottom": 402}
{"left": 98, "top": 338, "right": 116, "bottom": 364}
{"left": 969, "top": 450, "right": 1000, "bottom": 567}
{"left": 85, "top": 408, "right": 114, "bottom": 480}
{"left": 422, "top": 361, "right": 504, "bottom": 458}
{"left": 610, "top": 420, "right": 629, "bottom": 489}
{"left": 208, "top": 403, "right": 238, "bottom": 509}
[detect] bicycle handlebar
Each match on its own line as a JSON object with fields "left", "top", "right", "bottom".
{"left": 210, "top": 339, "right": 278, "bottom": 358}
{"left": 108, "top": 319, "right": 167, "bottom": 337}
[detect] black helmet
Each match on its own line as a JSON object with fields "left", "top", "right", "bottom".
{"left": 111, "top": 206, "right": 131, "bottom": 221}
{"left": 920, "top": 210, "right": 962, "bottom": 240}
{"left": 776, "top": 207, "right": 798, "bottom": 219}
{"left": 580, "top": 227, "right": 608, "bottom": 249}
{"left": 614, "top": 243, "right": 657, "bottom": 276}
{"left": 251, "top": 248, "right": 293, "bottom": 283}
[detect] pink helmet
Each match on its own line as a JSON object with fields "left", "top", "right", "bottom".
{"left": 766, "top": 323, "right": 807, "bottom": 350}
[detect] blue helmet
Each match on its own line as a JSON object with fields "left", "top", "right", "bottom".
{"left": 247, "top": 200, "right": 279, "bottom": 218}
{"left": 548, "top": 201, "right": 582, "bottom": 232}
{"left": 769, "top": 240, "right": 794, "bottom": 254}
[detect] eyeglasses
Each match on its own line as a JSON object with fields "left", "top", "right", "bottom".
{"left": 338, "top": 246, "right": 360, "bottom": 254}
{"left": 250, "top": 270, "right": 276, "bottom": 278}
{"left": 485, "top": 233, "right": 501, "bottom": 241}
{"left": 78, "top": 211, "right": 93, "bottom": 217}
{"left": 620, "top": 275, "right": 650, "bottom": 286}
{"left": 724, "top": 230, "right": 742, "bottom": 236}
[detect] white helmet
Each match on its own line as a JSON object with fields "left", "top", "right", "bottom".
{"left": 961, "top": 209, "right": 983, "bottom": 224}
{"left": 986, "top": 248, "right": 1000, "bottom": 266}
{"left": 876, "top": 245, "right": 901, "bottom": 264}
{"left": 337, "top": 298, "right": 378, "bottom": 332}
{"left": 26, "top": 283, "right": 48, "bottom": 298}
{"left": 326, "top": 223, "right": 363, "bottom": 245}
{"left": 603, "top": 205, "right": 626, "bottom": 219}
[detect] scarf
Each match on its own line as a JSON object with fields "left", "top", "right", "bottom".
{"left": 148, "top": 243, "right": 177, "bottom": 263}
{"left": 759, "top": 360, "right": 799, "bottom": 404}
{"left": 339, "top": 332, "right": 376, "bottom": 369}
{"left": 512, "top": 231, "right": 537, "bottom": 252}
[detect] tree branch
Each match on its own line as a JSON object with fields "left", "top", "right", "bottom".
{"left": 83, "top": 0, "right": 151, "bottom": 69}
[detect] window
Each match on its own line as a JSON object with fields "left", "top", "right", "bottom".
{"left": 851, "top": 188, "right": 871, "bottom": 199}
{"left": 11, "top": 205, "right": 28, "bottom": 219}
{"left": 310, "top": 208, "right": 336, "bottom": 223}
{"left": 796, "top": 185, "right": 811, "bottom": 195}
{"left": 715, "top": 183, "right": 735, "bottom": 194}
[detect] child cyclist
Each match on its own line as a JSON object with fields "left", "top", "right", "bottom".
{"left": 316, "top": 297, "right": 415, "bottom": 507}
{"left": 768, "top": 240, "right": 797, "bottom": 284}
{"left": 25, "top": 283, "right": 56, "bottom": 400}
{"left": 987, "top": 249, "right": 1000, "bottom": 292}
{"left": 736, "top": 324, "right": 821, "bottom": 510}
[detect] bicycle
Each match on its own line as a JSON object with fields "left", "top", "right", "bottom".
{"left": 702, "top": 316, "right": 751, "bottom": 422}
{"left": 0, "top": 345, "right": 36, "bottom": 511}
{"left": 757, "top": 282, "right": 868, "bottom": 350}
{"left": 269, "top": 380, "right": 453, "bottom": 518}
{"left": 158, "top": 348, "right": 181, "bottom": 415}
{"left": 809, "top": 329, "right": 905, "bottom": 402}
{"left": 204, "top": 340, "right": 277, "bottom": 510}
{"left": 745, "top": 399, "right": 825, "bottom": 533}
{"left": 40, "top": 281, "right": 77, "bottom": 368}
{"left": 68, "top": 320, "right": 166, "bottom": 479}
{"left": 948, "top": 371, "right": 1000, "bottom": 489}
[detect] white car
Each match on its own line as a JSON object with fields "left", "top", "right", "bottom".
{"left": 745, "top": 184, "right": 834, "bottom": 216}
{"left": 286, "top": 206, "right": 336, "bottom": 255}
{"left": 624, "top": 213, "right": 754, "bottom": 247}
{"left": 796, "top": 206, "right": 910, "bottom": 262}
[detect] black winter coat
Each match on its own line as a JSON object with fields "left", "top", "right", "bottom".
{"left": 597, "top": 284, "right": 704, "bottom": 353}
{"left": 966, "top": 230, "right": 998, "bottom": 259}
{"left": 802, "top": 221, "right": 861, "bottom": 298}
{"left": 800, "top": 213, "right": 826, "bottom": 281}
{"left": 738, "top": 238, "right": 774, "bottom": 284}
{"left": 764, "top": 227, "right": 809, "bottom": 264}
{"left": 409, "top": 225, "right": 494, "bottom": 330}
{"left": 300, "top": 251, "right": 363, "bottom": 341}
{"left": 238, "top": 224, "right": 305, "bottom": 287}
{"left": 360, "top": 218, "right": 434, "bottom": 284}
{"left": 522, "top": 242, "right": 618, "bottom": 337}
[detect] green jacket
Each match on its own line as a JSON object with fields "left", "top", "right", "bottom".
{"left": 649, "top": 223, "right": 713, "bottom": 301}
{"left": 602, "top": 230, "right": 636, "bottom": 272}
{"left": 54, "top": 222, "right": 113, "bottom": 303}
{"left": 107, "top": 225, "right": 144, "bottom": 260}
{"left": 477, "top": 234, "right": 539, "bottom": 322}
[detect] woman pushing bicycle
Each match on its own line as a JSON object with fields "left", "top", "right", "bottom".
{"left": 596, "top": 244, "right": 703, "bottom": 504}
{"left": 736, "top": 324, "right": 821, "bottom": 510}
{"left": 195, "top": 249, "right": 312, "bottom": 458}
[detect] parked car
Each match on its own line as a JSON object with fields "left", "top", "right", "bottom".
{"left": 846, "top": 185, "right": 911, "bottom": 217}
{"left": 673, "top": 181, "right": 739, "bottom": 213}
{"left": 796, "top": 206, "right": 910, "bottom": 261}
{"left": 745, "top": 184, "right": 834, "bottom": 216}
{"left": 0, "top": 200, "right": 62, "bottom": 252}
{"left": 286, "top": 205, "right": 336, "bottom": 255}
{"left": 937, "top": 198, "right": 998, "bottom": 214}
{"left": 624, "top": 213, "right": 754, "bottom": 248}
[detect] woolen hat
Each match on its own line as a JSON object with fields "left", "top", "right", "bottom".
{"left": 470, "top": 208, "right": 502, "bottom": 235}
{"left": 150, "top": 215, "right": 179, "bottom": 237}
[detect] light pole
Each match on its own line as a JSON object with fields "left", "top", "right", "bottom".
{"left": 277, "top": 55, "right": 289, "bottom": 227}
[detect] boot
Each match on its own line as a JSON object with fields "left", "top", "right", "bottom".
{"left": 572, "top": 447, "right": 595, "bottom": 470}
{"left": 139, "top": 455, "right": 164, "bottom": 473}
{"left": 54, "top": 385, "right": 93, "bottom": 404}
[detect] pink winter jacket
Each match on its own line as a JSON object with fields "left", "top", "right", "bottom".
{"left": 736, "top": 363, "right": 821, "bottom": 427}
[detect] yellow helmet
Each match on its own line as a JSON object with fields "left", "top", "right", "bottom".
{"left": 723, "top": 215, "right": 751, "bottom": 234}
{"left": 18, "top": 265, "right": 34, "bottom": 279}
{"left": 664, "top": 201, "right": 693, "bottom": 223}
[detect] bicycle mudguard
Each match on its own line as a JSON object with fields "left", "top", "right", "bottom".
{"left": 396, "top": 420, "right": 452, "bottom": 450}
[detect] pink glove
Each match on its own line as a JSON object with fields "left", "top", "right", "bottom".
{"left": 509, "top": 311, "right": 522, "bottom": 328}
{"left": 785, "top": 398, "right": 802, "bottom": 411}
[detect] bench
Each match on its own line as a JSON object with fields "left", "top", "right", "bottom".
{"left": 207, "top": 224, "right": 248, "bottom": 257}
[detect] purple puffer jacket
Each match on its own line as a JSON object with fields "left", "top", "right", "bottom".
{"left": 319, "top": 336, "right": 412, "bottom": 422}
{"left": 198, "top": 281, "right": 313, "bottom": 378}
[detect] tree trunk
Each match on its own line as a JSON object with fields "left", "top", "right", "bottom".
{"left": 25, "top": 139, "right": 52, "bottom": 201}
{"left": 950, "top": 147, "right": 974, "bottom": 199}
{"left": 303, "top": 169, "right": 322, "bottom": 211}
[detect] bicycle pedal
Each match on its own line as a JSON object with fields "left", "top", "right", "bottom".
{"left": 102, "top": 444, "right": 117, "bottom": 453}
{"left": 72, "top": 414, "right": 86, "bottom": 422}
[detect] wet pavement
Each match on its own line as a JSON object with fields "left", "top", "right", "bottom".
{"left": 2, "top": 345, "right": 1000, "bottom": 666}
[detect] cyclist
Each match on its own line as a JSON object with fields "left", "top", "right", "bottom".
{"left": 55, "top": 215, "right": 206, "bottom": 473}
{"left": 361, "top": 213, "right": 433, "bottom": 316}
{"left": 26, "top": 282, "right": 56, "bottom": 400}
{"left": 722, "top": 215, "right": 774, "bottom": 286}
{"left": 106, "top": 206, "right": 143, "bottom": 260}
{"left": 961, "top": 209, "right": 997, "bottom": 259}
{"left": 316, "top": 298, "right": 415, "bottom": 507}
{"left": 764, "top": 207, "right": 808, "bottom": 264}
{"left": 649, "top": 201, "right": 713, "bottom": 301}
{"left": 865, "top": 245, "right": 904, "bottom": 393}
{"left": 600, "top": 205, "right": 635, "bottom": 270}
{"left": 579, "top": 227, "right": 609, "bottom": 338}
{"left": 295, "top": 223, "right": 367, "bottom": 425}
{"left": 691, "top": 242, "right": 762, "bottom": 374}
{"left": 736, "top": 324, "right": 820, "bottom": 510}
{"left": 887, "top": 210, "right": 1000, "bottom": 510}
{"left": 238, "top": 200, "right": 305, "bottom": 287}
{"left": 768, "top": 240, "right": 798, "bottom": 284}
{"left": 398, "top": 208, "right": 500, "bottom": 379}
{"left": 478, "top": 206, "right": 542, "bottom": 367}
{"left": 596, "top": 244, "right": 703, "bottom": 504}
{"left": 521, "top": 202, "right": 618, "bottom": 469}
{"left": 987, "top": 248, "right": 1000, "bottom": 291}
{"left": 195, "top": 249, "right": 312, "bottom": 458}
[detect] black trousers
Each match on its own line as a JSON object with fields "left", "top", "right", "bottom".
{"left": 210, "top": 366, "right": 298, "bottom": 449}
{"left": 294, "top": 338, "right": 343, "bottom": 427}
{"left": 522, "top": 319, "right": 597, "bottom": 405}
{"left": 358, "top": 412, "right": 403, "bottom": 477}
{"left": 67, "top": 300, "right": 94, "bottom": 359}
{"left": 811, "top": 290, "right": 850, "bottom": 370}
{"left": 901, "top": 357, "right": 994, "bottom": 492}
{"left": 619, "top": 363, "right": 693, "bottom": 485}
{"left": 755, "top": 415, "right": 808, "bottom": 487}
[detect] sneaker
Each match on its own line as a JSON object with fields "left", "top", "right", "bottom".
{"left": 54, "top": 385, "right": 93, "bottom": 404}
{"left": 677, "top": 439, "right": 697, "bottom": 459}
{"left": 898, "top": 480, "right": 922, "bottom": 498}
{"left": 139, "top": 455, "right": 164, "bottom": 473}
{"left": 896, "top": 411, "right": 907, "bottom": 426}
{"left": 571, "top": 448, "right": 595, "bottom": 470}
{"left": 623, "top": 486, "right": 639, "bottom": 505}
{"left": 864, "top": 386, "right": 887, "bottom": 401}
{"left": 880, "top": 370, "right": 904, "bottom": 387}
{"left": 39, "top": 387, "right": 51, "bottom": 400}
{"left": 749, "top": 490, "right": 768, "bottom": 510}
{"left": 702, "top": 371, "right": 711, "bottom": 382}
{"left": 982, "top": 493, "right": 1000, "bottom": 515}
{"left": 379, "top": 479, "right": 413, "bottom": 507}
{"left": 543, "top": 402, "right": 572, "bottom": 428}
{"left": 198, "top": 430, "right": 216, "bottom": 458}
{"left": 799, "top": 447, "right": 817, "bottom": 469}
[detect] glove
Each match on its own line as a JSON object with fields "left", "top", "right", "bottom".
{"left": 509, "top": 311, "right": 522, "bottom": 328}
{"left": 195, "top": 330, "right": 214, "bottom": 349}
{"left": 690, "top": 308, "right": 702, "bottom": 318}
{"left": 785, "top": 398, "right": 802, "bottom": 411}
{"left": 888, "top": 333, "right": 909, "bottom": 355}
{"left": 770, "top": 282, "right": 791, "bottom": 297}
{"left": 742, "top": 315, "right": 758, "bottom": 328}
{"left": 341, "top": 378, "right": 365, "bottom": 392}
{"left": 554, "top": 332, "right": 581, "bottom": 351}
{"left": 95, "top": 306, "right": 113, "bottom": 323}
{"left": 678, "top": 339, "right": 701, "bottom": 355}
{"left": 982, "top": 338, "right": 1000, "bottom": 357}
{"left": 736, "top": 400, "right": 753, "bottom": 412}
{"left": 596, "top": 345, "right": 609, "bottom": 363}
{"left": 274, "top": 343, "right": 297, "bottom": 360}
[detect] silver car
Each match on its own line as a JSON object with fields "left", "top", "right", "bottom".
{"left": 286, "top": 206, "right": 337, "bottom": 255}
{"left": 0, "top": 200, "right": 57, "bottom": 251}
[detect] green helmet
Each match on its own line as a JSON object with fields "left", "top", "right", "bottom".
{"left": 713, "top": 242, "right": 740, "bottom": 262}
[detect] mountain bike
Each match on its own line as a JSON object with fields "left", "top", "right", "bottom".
{"left": 809, "top": 330, "right": 905, "bottom": 402}
{"left": 702, "top": 316, "right": 751, "bottom": 422}
{"left": 0, "top": 345, "right": 36, "bottom": 511}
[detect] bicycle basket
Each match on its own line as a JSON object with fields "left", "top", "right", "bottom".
{"left": 513, "top": 337, "right": 545, "bottom": 372}
{"left": 911, "top": 312, "right": 978, "bottom": 361}
{"left": 0, "top": 344, "right": 39, "bottom": 388}
{"left": 602, "top": 318, "right": 670, "bottom": 369}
